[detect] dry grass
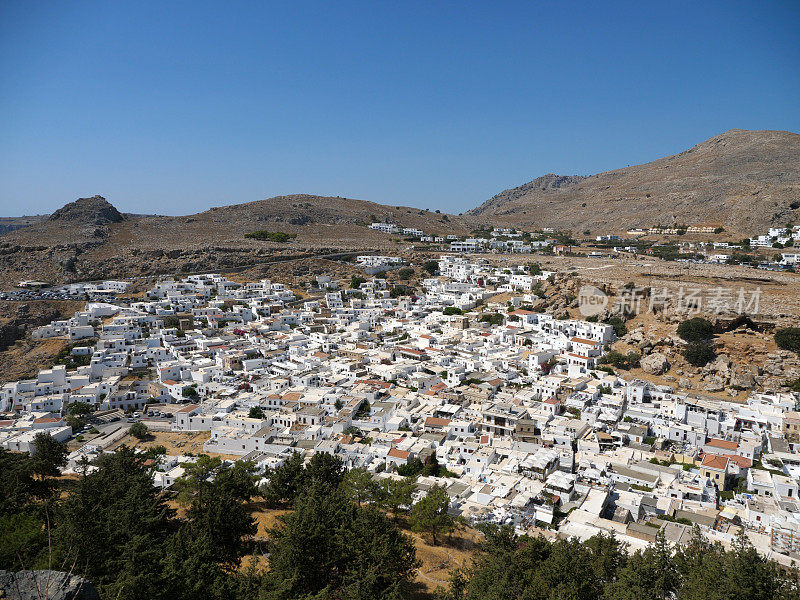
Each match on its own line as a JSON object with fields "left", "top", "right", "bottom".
{"left": 405, "top": 525, "right": 481, "bottom": 597}
{"left": 110, "top": 430, "right": 242, "bottom": 461}
{"left": 0, "top": 338, "right": 70, "bottom": 384}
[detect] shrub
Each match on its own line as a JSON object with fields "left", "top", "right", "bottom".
{"left": 129, "top": 421, "right": 148, "bottom": 440}
{"left": 397, "top": 267, "right": 415, "bottom": 280}
{"left": 600, "top": 350, "right": 639, "bottom": 370}
{"left": 350, "top": 275, "right": 367, "bottom": 289}
{"left": 248, "top": 406, "right": 266, "bottom": 419}
{"left": 244, "top": 230, "right": 297, "bottom": 242}
{"left": 775, "top": 327, "right": 800, "bottom": 354}
{"left": 677, "top": 317, "right": 715, "bottom": 342}
{"left": 684, "top": 340, "right": 716, "bottom": 366}
{"left": 422, "top": 260, "right": 438, "bottom": 275}
{"left": 606, "top": 316, "right": 627, "bottom": 338}
{"left": 390, "top": 285, "right": 413, "bottom": 298}
{"left": 479, "top": 313, "right": 503, "bottom": 326}
{"left": 725, "top": 315, "right": 756, "bottom": 331}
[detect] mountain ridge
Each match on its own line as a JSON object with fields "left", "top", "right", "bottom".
{"left": 468, "top": 129, "right": 800, "bottom": 235}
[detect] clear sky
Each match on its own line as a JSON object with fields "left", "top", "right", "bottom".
{"left": 1, "top": 1, "right": 798, "bottom": 217}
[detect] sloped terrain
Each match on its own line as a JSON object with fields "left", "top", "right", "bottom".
{"left": 0, "top": 194, "right": 473, "bottom": 286}
{"left": 469, "top": 129, "right": 800, "bottom": 235}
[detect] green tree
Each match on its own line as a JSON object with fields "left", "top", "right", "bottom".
{"left": 303, "top": 452, "right": 345, "bottom": 492}
{"left": 610, "top": 529, "right": 679, "bottom": 600}
{"left": 31, "top": 432, "right": 68, "bottom": 482}
{"left": 0, "top": 449, "right": 49, "bottom": 571}
{"left": 397, "top": 267, "right": 415, "bottom": 280}
{"left": 585, "top": 532, "right": 627, "bottom": 590}
{"left": 57, "top": 447, "right": 177, "bottom": 600}
{"left": 64, "top": 400, "right": 94, "bottom": 430}
{"left": 342, "top": 467, "right": 382, "bottom": 505}
{"left": 606, "top": 315, "right": 627, "bottom": 337}
{"left": 350, "top": 275, "right": 367, "bottom": 289}
{"left": 775, "top": 327, "right": 800, "bottom": 354}
{"left": 423, "top": 260, "right": 439, "bottom": 275}
{"left": 397, "top": 455, "right": 424, "bottom": 477}
{"left": 479, "top": 313, "right": 503, "bottom": 326}
{"left": 725, "top": 529, "right": 786, "bottom": 600}
{"left": 173, "top": 454, "right": 222, "bottom": 504}
{"left": 261, "top": 452, "right": 306, "bottom": 507}
{"left": 684, "top": 340, "right": 716, "bottom": 366}
{"left": 601, "top": 350, "right": 640, "bottom": 370}
{"left": 265, "top": 485, "right": 418, "bottom": 600}
{"left": 422, "top": 453, "right": 441, "bottom": 477}
{"left": 163, "top": 462, "right": 258, "bottom": 599}
{"left": 248, "top": 406, "right": 266, "bottom": 419}
{"left": 380, "top": 477, "right": 417, "bottom": 522}
{"left": 677, "top": 317, "right": 715, "bottom": 342}
{"left": 244, "top": 230, "right": 297, "bottom": 242}
{"left": 130, "top": 421, "right": 149, "bottom": 439}
{"left": 184, "top": 467, "right": 257, "bottom": 568}
{"left": 410, "top": 484, "right": 454, "bottom": 545}
{"left": 674, "top": 528, "right": 730, "bottom": 600}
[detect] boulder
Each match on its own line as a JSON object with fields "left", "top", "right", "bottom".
{"left": 704, "top": 376, "right": 726, "bottom": 392}
{"left": 704, "top": 354, "right": 731, "bottom": 377}
{"left": 641, "top": 352, "right": 670, "bottom": 375}
{"left": 730, "top": 367, "right": 756, "bottom": 390}
{"left": 0, "top": 571, "right": 99, "bottom": 600}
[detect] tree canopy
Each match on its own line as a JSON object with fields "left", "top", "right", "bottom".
{"left": 775, "top": 327, "right": 800, "bottom": 354}
{"left": 443, "top": 526, "right": 799, "bottom": 600}
{"left": 677, "top": 317, "right": 715, "bottom": 342}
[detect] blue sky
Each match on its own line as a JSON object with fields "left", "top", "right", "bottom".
{"left": 1, "top": 1, "right": 798, "bottom": 216}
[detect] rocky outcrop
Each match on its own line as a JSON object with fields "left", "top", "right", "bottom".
{"left": 0, "top": 301, "right": 78, "bottom": 351}
{"left": 48, "top": 195, "right": 124, "bottom": 225}
{"left": 0, "top": 570, "right": 99, "bottom": 600}
{"left": 640, "top": 352, "right": 670, "bottom": 375}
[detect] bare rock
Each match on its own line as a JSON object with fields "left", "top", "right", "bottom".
{"left": 641, "top": 352, "right": 670, "bottom": 375}
{"left": 0, "top": 570, "right": 99, "bottom": 600}
{"left": 704, "top": 354, "right": 731, "bottom": 378}
{"left": 704, "top": 377, "right": 726, "bottom": 392}
{"left": 730, "top": 366, "right": 756, "bottom": 390}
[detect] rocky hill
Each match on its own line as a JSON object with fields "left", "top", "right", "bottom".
{"left": 49, "top": 195, "right": 125, "bottom": 224}
{"left": 469, "top": 129, "right": 800, "bottom": 236}
{"left": 0, "top": 194, "right": 473, "bottom": 286}
{"left": 2, "top": 128, "right": 798, "bottom": 285}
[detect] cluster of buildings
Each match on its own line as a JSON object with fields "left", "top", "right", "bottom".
{"left": 2, "top": 258, "right": 800, "bottom": 564}
{"left": 749, "top": 225, "right": 800, "bottom": 250}
{"left": 626, "top": 223, "right": 725, "bottom": 236}
{"left": 369, "top": 222, "right": 555, "bottom": 254}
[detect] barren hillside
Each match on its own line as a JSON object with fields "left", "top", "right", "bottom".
{"left": 469, "top": 129, "right": 800, "bottom": 236}
{"left": 0, "top": 194, "right": 473, "bottom": 286}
